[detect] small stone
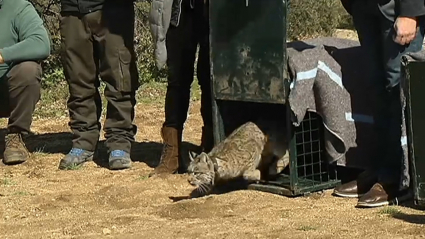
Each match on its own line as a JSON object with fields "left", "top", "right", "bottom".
{"left": 102, "top": 228, "right": 111, "bottom": 235}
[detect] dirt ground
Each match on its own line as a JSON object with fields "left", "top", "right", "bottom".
{"left": 1, "top": 30, "right": 425, "bottom": 238}
{"left": 1, "top": 100, "right": 425, "bottom": 239}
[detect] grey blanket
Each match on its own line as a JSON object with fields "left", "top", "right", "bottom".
{"left": 287, "top": 37, "right": 424, "bottom": 189}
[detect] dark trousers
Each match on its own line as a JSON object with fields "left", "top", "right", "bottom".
{"left": 0, "top": 62, "right": 41, "bottom": 134}
{"left": 164, "top": 0, "right": 212, "bottom": 130}
{"left": 351, "top": 1, "right": 425, "bottom": 184}
{"left": 60, "top": 4, "right": 139, "bottom": 153}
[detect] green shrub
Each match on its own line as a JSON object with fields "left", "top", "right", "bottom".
{"left": 134, "top": 1, "right": 168, "bottom": 84}
{"left": 29, "top": 0, "right": 353, "bottom": 89}
{"left": 287, "top": 0, "right": 352, "bottom": 40}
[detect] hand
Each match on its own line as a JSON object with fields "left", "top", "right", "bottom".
{"left": 393, "top": 16, "right": 418, "bottom": 45}
{"left": 0, "top": 52, "right": 3, "bottom": 64}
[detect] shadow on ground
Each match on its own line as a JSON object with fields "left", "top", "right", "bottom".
{"left": 130, "top": 140, "right": 201, "bottom": 170}
{"left": 170, "top": 177, "right": 252, "bottom": 202}
{"left": 388, "top": 199, "right": 425, "bottom": 224}
{"left": 0, "top": 129, "right": 73, "bottom": 157}
{"left": 0, "top": 128, "right": 202, "bottom": 170}
{"left": 391, "top": 211, "right": 425, "bottom": 224}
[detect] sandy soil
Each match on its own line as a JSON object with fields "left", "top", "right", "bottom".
{"left": 1, "top": 101, "right": 425, "bottom": 239}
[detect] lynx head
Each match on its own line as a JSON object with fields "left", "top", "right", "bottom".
{"left": 187, "top": 151, "right": 216, "bottom": 195}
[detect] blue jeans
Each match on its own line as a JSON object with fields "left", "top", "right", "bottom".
{"left": 351, "top": 1, "right": 425, "bottom": 185}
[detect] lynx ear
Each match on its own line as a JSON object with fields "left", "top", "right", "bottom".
{"left": 189, "top": 151, "right": 198, "bottom": 162}
{"left": 199, "top": 152, "right": 209, "bottom": 163}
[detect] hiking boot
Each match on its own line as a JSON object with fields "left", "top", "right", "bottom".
{"left": 149, "top": 126, "right": 180, "bottom": 177}
{"left": 58, "top": 148, "right": 94, "bottom": 170}
{"left": 109, "top": 150, "right": 132, "bottom": 170}
{"left": 3, "top": 133, "right": 30, "bottom": 165}
{"left": 201, "top": 125, "right": 214, "bottom": 153}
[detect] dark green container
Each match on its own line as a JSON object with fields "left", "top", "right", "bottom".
{"left": 209, "top": 0, "right": 340, "bottom": 196}
{"left": 209, "top": 0, "right": 288, "bottom": 104}
{"left": 402, "top": 56, "right": 425, "bottom": 206}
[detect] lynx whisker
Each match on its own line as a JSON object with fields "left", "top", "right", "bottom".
{"left": 198, "top": 183, "right": 210, "bottom": 194}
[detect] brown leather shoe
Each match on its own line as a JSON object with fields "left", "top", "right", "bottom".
{"left": 149, "top": 126, "right": 180, "bottom": 177}
{"left": 3, "top": 133, "right": 30, "bottom": 165}
{"left": 333, "top": 170, "right": 377, "bottom": 198}
{"left": 356, "top": 182, "right": 401, "bottom": 208}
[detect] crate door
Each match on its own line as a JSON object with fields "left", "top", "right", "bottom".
{"left": 403, "top": 58, "right": 425, "bottom": 206}
{"left": 209, "top": 0, "right": 288, "bottom": 104}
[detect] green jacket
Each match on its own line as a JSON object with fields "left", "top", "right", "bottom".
{"left": 0, "top": 0, "right": 51, "bottom": 78}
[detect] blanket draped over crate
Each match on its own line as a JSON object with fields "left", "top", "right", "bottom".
{"left": 286, "top": 37, "right": 424, "bottom": 190}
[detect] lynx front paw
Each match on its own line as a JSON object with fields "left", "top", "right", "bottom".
{"left": 243, "top": 169, "right": 261, "bottom": 182}
{"left": 268, "top": 150, "right": 290, "bottom": 176}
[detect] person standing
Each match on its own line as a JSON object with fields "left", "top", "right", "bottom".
{"left": 0, "top": 0, "right": 51, "bottom": 165}
{"left": 334, "top": 0, "right": 425, "bottom": 207}
{"left": 148, "top": 0, "right": 214, "bottom": 177}
{"left": 58, "top": 0, "right": 140, "bottom": 170}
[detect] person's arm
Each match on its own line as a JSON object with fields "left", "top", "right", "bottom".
{"left": 0, "top": 2, "right": 51, "bottom": 64}
{"left": 399, "top": 0, "right": 425, "bottom": 18}
{"left": 393, "top": 0, "right": 425, "bottom": 45}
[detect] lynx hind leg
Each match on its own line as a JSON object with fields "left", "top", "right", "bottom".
{"left": 268, "top": 150, "right": 290, "bottom": 176}
{"left": 243, "top": 169, "right": 261, "bottom": 182}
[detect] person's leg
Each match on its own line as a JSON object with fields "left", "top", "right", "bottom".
{"left": 333, "top": 1, "right": 382, "bottom": 198}
{"left": 357, "top": 15, "right": 425, "bottom": 208}
{"left": 0, "top": 78, "right": 8, "bottom": 118}
{"left": 378, "top": 16, "right": 425, "bottom": 183}
{"left": 2, "top": 61, "right": 41, "bottom": 165}
{"left": 90, "top": 4, "right": 139, "bottom": 170}
{"left": 149, "top": 0, "right": 198, "bottom": 176}
{"left": 58, "top": 13, "right": 101, "bottom": 170}
{"left": 194, "top": 0, "right": 214, "bottom": 153}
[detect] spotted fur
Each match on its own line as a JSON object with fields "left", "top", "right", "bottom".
{"left": 187, "top": 121, "right": 289, "bottom": 197}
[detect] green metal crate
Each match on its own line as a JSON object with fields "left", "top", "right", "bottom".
{"left": 209, "top": 0, "right": 288, "bottom": 105}
{"left": 402, "top": 56, "right": 425, "bottom": 206}
{"left": 209, "top": 0, "right": 340, "bottom": 196}
{"left": 249, "top": 111, "right": 340, "bottom": 196}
